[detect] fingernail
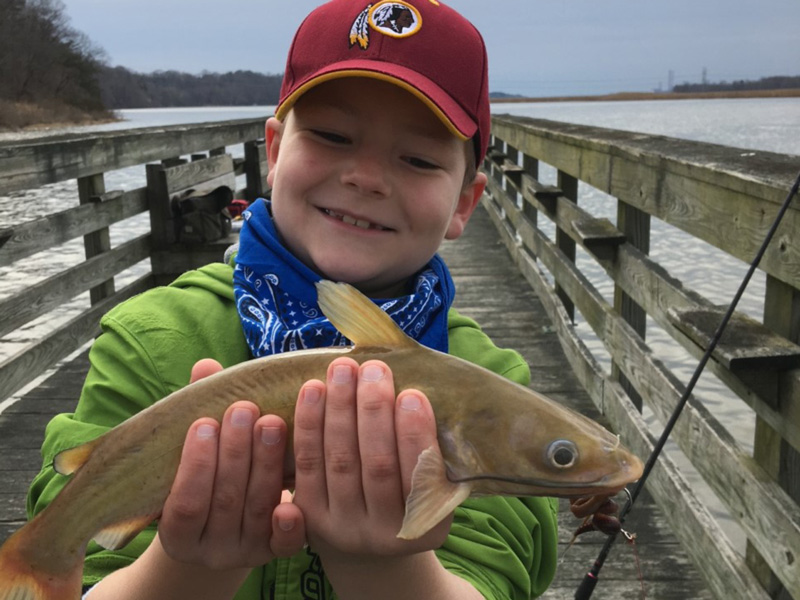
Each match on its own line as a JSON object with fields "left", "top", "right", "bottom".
{"left": 197, "top": 423, "right": 217, "bottom": 439}
{"left": 303, "top": 386, "right": 321, "bottom": 405}
{"left": 278, "top": 517, "right": 294, "bottom": 532}
{"left": 362, "top": 363, "right": 385, "bottom": 382}
{"left": 400, "top": 394, "right": 421, "bottom": 411}
{"left": 332, "top": 364, "right": 352, "bottom": 384}
{"left": 261, "top": 426, "right": 282, "bottom": 445}
{"left": 232, "top": 407, "right": 254, "bottom": 428}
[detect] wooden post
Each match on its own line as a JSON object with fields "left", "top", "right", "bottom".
{"left": 556, "top": 170, "right": 577, "bottom": 321}
{"left": 612, "top": 200, "right": 650, "bottom": 410}
{"left": 747, "top": 274, "right": 800, "bottom": 599}
{"left": 505, "top": 143, "right": 521, "bottom": 207}
{"left": 77, "top": 173, "right": 114, "bottom": 304}
{"left": 244, "top": 140, "right": 264, "bottom": 202}
{"left": 145, "top": 163, "right": 175, "bottom": 286}
{"left": 491, "top": 137, "right": 504, "bottom": 186}
{"left": 522, "top": 154, "right": 539, "bottom": 229}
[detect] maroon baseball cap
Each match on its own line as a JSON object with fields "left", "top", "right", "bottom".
{"left": 276, "top": 0, "right": 491, "bottom": 164}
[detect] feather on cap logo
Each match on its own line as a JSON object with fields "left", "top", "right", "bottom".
{"left": 349, "top": 1, "right": 423, "bottom": 50}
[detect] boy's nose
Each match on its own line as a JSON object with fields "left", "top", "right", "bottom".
{"left": 341, "top": 151, "right": 391, "bottom": 198}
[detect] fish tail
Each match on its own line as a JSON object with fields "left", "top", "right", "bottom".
{"left": 0, "top": 524, "right": 82, "bottom": 600}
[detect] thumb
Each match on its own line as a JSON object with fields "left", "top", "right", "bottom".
{"left": 190, "top": 358, "right": 224, "bottom": 383}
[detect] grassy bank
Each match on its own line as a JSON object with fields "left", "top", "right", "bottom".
{"left": 491, "top": 88, "right": 800, "bottom": 104}
{"left": 0, "top": 100, "right": 118, "bottom": 132}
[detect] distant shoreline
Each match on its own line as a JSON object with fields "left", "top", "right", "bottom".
{"left": 491, "top": 88, "right": 800, "bottom": 104}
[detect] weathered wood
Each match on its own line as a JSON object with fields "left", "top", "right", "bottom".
{"left": 0, "top": 188, "right": 148, "bottom": 266}
{"left": 490, "top": 182, "right": 800, "bottom": 596}
{"left": 244, "top": 140, "right": 267, "bottom": 201}
{"left": 0, "top": 119, "right": 265, "bottom": 195}
{"left": 748, "top": 274, "right": 800, "bottom": 597}
{"left": 77, "top": 173, "right": 115, "bottom": 304}
{"left": 490, "top": 165, "right": 800, "bottom": 452}
{"left": 571, "top": 215, "right": 626, "bottom": 260}
{"left": 488, "top": 115, "right": 800, "bottom": 598}
{"left": 482, "top": 193, "right": 771, "bottom": 600}
{"left": 162, "top": 153, "right": 235, "bottom": 196}
{"left": 491, "top": 115, "right": 800, "bottom": 290}
{"left": 0, "top": 235, "right": 151, "bottom": 339}
{"left": 612, "top": 200, "right": 649, "bottom": 410}
{"left": 668, "top": 306, "right": 800, "bottom": 372}
{"left": 521, "top": 153, "right": 540, "bottom": 228}
{"left": 0, "top": 275, "right": 153, "bottom": 402}
{"left": 610, "top": 244, "right": 800, "bottom": 451}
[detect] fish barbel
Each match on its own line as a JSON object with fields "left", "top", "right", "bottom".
{"left": 0, "top": 281, "right": 643, "bottom": 599}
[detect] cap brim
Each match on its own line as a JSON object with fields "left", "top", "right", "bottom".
{"left": 275, "top": 61, "right": 476, "bottom": 142}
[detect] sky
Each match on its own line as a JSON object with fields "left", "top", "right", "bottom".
{"left": 60, "top": 0, "right": 800, "bottom": 98}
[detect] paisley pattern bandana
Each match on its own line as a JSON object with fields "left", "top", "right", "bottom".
{"left": 232, "top": 199, "right": 455, "bottom": 357}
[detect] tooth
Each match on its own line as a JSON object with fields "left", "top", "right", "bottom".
{"left": 342, "top": 215, "right": 357, "bottom": 225}
{"left": 355, "top": 219, "right": 370, "bottom": 229}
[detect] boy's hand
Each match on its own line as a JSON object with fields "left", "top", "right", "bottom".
{"left": 292, "top": 357, "right": 452, "bottom": 563}
{"left": 157, "top": 358, "right": 307, "bottom": 571}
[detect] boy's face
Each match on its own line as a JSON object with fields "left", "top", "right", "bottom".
{"left": 265, "top": 78, "right": 486, "bottom": 297}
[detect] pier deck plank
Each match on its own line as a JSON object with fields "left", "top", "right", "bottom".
{"left": 0, "top": 204, "right": 712, "bottom": 598}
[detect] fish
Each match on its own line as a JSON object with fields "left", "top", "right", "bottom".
{"left": 0, "top": 280, "right": 643, "bottom": 600}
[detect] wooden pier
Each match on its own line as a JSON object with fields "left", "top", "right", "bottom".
{"left": 1, "top": 116, "right": 799, "bottom": 599}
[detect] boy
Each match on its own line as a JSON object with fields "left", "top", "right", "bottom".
{"left": 28, "top": 0, "right": 559, "bottom": 598}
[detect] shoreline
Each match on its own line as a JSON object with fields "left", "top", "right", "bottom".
{"left": 3, "top": 89, "right": 797, "bottom": 133}
{"left": 491, "top": 88, "right": 800, "bottom": 104}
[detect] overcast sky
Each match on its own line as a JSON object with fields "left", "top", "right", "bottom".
{"left": 61, "top": 0, "right": 800, "bottom": 97}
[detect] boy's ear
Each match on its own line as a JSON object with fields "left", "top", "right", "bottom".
{"left": 265, "top": 117, "right": 284, "bottom": 188}
{"left": 445, "top": 171, "right": 487, "bottom": 240}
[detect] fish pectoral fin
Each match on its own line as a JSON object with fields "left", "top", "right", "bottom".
{"left": 52, "top": 437, "right": 103, "bottom": 476}
{"left": 397, "top": 447, "right": 472, "bottom": 540}
{"left": 94, "top": 513, "right": 158, "bottom": 550}
{"left": 315, "top": 280, "right": 417, "bottom": 349}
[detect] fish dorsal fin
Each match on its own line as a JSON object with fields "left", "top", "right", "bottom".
{"left": 316, "top": 281, "right": 417, "bottom": 349}
{"left": 94, "top": 513, "right": 158, "bottom": 550}
{"left": 397, "top": 447, "right": 472, "bottom": 540}
{"left": 53, "top": 438, "right": 103, "bottom": 476}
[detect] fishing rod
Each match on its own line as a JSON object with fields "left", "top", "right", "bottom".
{"left": 574, "top": 167, "right": 800, "bottom": 600}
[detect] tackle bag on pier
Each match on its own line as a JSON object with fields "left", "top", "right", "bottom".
{"left": 171, "top": 186, "right": 233, "bottom": 244}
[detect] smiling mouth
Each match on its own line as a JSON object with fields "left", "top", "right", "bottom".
{"left": 322, "top": 208, "right": 390, "bottom": 231}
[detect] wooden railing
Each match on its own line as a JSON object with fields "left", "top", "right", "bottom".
{"left": 483, "top": 114, "right": 800, "bottom": 600}
{"left": 0, "top": 118, "right": 267, "bottom": 404}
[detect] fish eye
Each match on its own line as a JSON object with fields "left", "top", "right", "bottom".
{"left": 547, "top": 440, "right": 578, "bottom": 469}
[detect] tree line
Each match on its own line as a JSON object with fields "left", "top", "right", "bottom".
{"left": 99, "top": 67, "right": 283, "bottom": 109}
{"left": 673, "top": 75, "right": 800, "bottom": 94}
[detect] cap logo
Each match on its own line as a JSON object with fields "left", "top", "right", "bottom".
{"left": 349, "top": 1, "right": 422, "bottom": 50}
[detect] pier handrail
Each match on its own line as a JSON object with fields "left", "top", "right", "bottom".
{"left": 484, "top": 114, "right": 800, "bottom": 600}
{"left": 0, "top": 118, "right": 267, "bottom": 403}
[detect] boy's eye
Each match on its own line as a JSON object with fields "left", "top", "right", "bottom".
{"left": 311, "top": 129, "right": 350, "bottom": 144}
{"left": 405, "top": 156, "right": 440, "bottom": 170}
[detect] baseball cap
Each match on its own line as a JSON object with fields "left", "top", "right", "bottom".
{"left": 275, "top": 0, "right": 491, "bottom": 164}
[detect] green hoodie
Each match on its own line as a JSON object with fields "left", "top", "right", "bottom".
{"left": 27, "top": 263, "right": 558, "bottom": 599}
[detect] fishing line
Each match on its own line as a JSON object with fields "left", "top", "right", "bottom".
{"left": 574, "top": 168, "right": 800, "bottom": 600}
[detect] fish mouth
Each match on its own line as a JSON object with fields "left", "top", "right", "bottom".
{"left": 321, "top": 208, "right": 391, "bottom": 231}
{"left": 449, "top": 473, "right": 635, "bottom": 495}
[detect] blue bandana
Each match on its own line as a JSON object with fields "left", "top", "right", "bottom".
{"left": 232, "top": 199, "right": 455, "bottom": 357}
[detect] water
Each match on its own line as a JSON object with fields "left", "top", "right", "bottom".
{"left": 2, "top": 98, "right": 799, "bottom": 550}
